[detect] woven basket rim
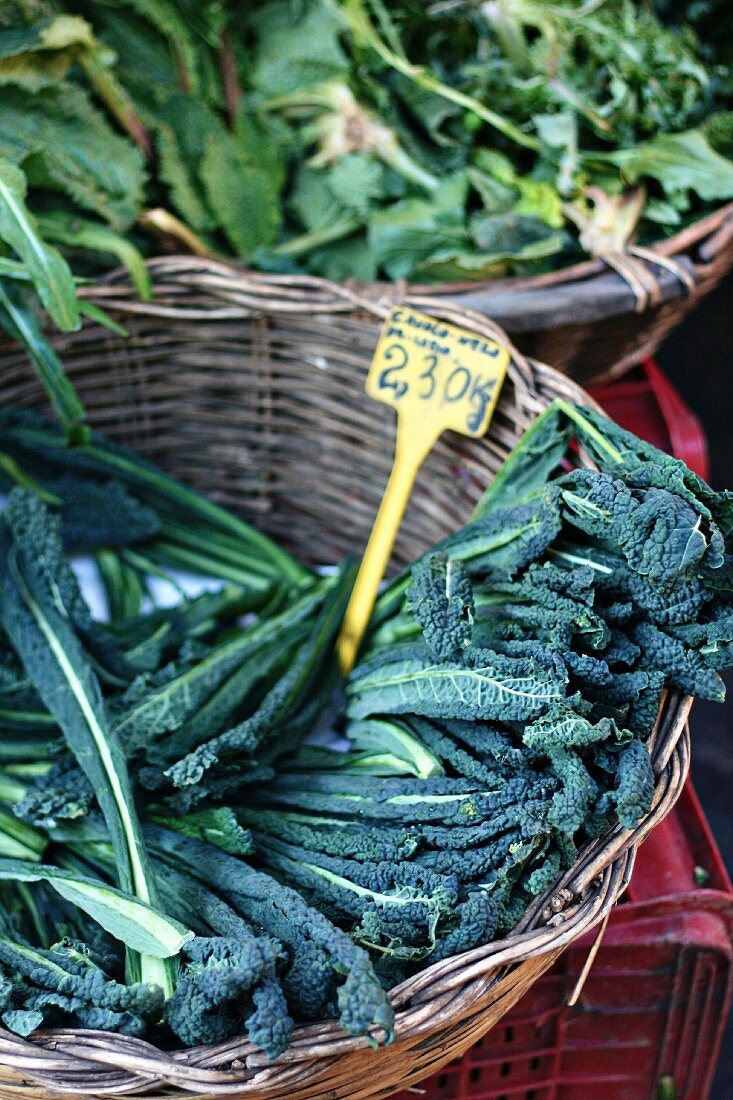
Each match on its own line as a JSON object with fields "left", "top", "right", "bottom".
{"left": 82, "top": 201, "right": 733, "bottom": 303}
{"left": 0, "top": 274, "right": 695, "bottom": 1096}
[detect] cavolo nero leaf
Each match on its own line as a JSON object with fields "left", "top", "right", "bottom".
{"left": 0, "top": 491, "right": 175, "bottom": 992}
{"left": 347, "top": 649, "right": 568, "bottom": 723}
{"left": 473, "top": 403, "right": 571, "bottom": 519}
{"left": 0, "top": 859, "right": 191, "bottom": 959}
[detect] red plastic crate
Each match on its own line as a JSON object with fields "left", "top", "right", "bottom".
{"left": 393, "top": 785, "right": 733, "bottom": 1100}
{"left": 392, "top": 364, "right": 730, "bottom": 1100}
{"left": 588, "top": 358, "right": 710, "bottom": 482}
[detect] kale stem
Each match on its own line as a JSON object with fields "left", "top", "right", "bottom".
{"left": 274, "top": 217, "right": 362, "bottom": 256}
{"left": 555, "top": 399, "right": 624, "bottom": 464}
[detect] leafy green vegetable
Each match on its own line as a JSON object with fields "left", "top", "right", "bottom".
{"left": 0, "top": 490, "right": 176, "bottom": 992}
{"left": 0, "top": 859, "right": 190, "bottom": 958}
{"left": 36, "top": 211, "right": 152, "bottom": 302}
{"left": 602, "top": 130, "right": 733, "bottom": 203}
{"left": 1, "top": 379, "right": 732, "bottom": 1055}
{"left": 0, "top": 0, "right": 731, "bottom": 329}
{"left": 0, "top": 282, "right": 87, "bottom": 442}
{"left": 0, "top": 158, "right": 79, "bottom": 330}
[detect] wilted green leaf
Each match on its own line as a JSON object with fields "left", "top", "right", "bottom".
{"left": 0, "top": 85, "right": 146, "bottom": 231}
{"left": 0, "top": 15, "right": 95, "bottom": 90}
{"left": 604, "top": 129, "right": 733, "bottom": 202}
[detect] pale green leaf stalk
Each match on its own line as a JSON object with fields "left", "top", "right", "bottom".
{"left": 0, "top": 158, "right": 80, "bottom": 331}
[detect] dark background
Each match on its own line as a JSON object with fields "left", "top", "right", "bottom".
{"left": 655, "top": 276, "right": 733, "bottom": 1098}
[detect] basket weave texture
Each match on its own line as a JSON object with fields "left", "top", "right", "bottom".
{"left": 0, "top": 266, "right": 692, "bottom": 1098}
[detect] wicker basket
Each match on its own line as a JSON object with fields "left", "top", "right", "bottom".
{"left": 0, "top": 267, "right": 692, "bottom": 1099}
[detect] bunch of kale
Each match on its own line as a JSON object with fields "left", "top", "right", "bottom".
{"left": 241, "top": 401, "right": 733, "bottom": 979}
{"left": 0, "top": 410, "right": 393, "bottom": 1052}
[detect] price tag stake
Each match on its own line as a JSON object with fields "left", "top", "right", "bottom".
{"left": 337, "top": 306, "right": 510, "bottom": 673}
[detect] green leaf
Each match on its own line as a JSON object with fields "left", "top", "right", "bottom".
{"left": 289, "top": 166, "right": 346, "bottom": 231}
{"left": 37, "top": 211, "right": 152, "bottom": 302}
{"left": 308, "top": 236, "right": 378, "bottom": 281}
{"left": 0, "top": 807, "right": 46, "bottom": 862}
{"left": 200, "top": 130, "right": 282, "bottom": 256}
{"left": 473, "top": 403, "right": 570, "bottom": 519}
{"left": 77, "top": 301, "right": 129, "bottom": 338}
{"left": 118, "top": 0, "right": 206, "bottom": 95}
{"left": 0, "top": 15, "right": 95, "bottom": 91}
{"left": 0, "top": 859, "right": 191, "bottom": 957}
{"left": 348, "top": 649, "right": 568, "bottom": 723}
{"left": 327, "top": 154, "right": 386, "bottom": 217}
{"left": 147, "top": 807, "right": 253, "bottom": 856}
{"left": 154, "top": 95, "right": 221, "bottom": 234}
{"left": 3, "top": 1009, "right": 43, "bottom": 1036}
{"left": 0, "top": 279, "right": 87, "bottom": 441}
{"left": 0, "top": 85, "right": 146, "bottom": 231}
{"left": 513, "top": 180, "right": 564, "bottom": 228}
{"left": 0, "top": 493, "right": 176, "bottom": 990}
{"left": 233, "top": 110, "right": 287, "bottom": 193}
{"left": 250, "top": 1, "right": 349, "bottom": 97}
{"left": 602, "top": 129, "right": 733, "bottom": 202}
{"left": 114, "top": 579, "right": 328, "bottom": 754}
{"left": 368, "top": 185, "right": 467, "bottom": 280}
{"left": 420, "top": 215, "right": 564, "bottom": 280}
{"left": 347, "top": 718, "right": 443, "bottom": 779}
{"left": 704, "top": 111, "right": 733, "bottom": 158}
{"left": 0, "top": 158, "right": 79, "bottom": 331}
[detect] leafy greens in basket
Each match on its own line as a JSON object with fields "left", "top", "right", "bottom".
{"left": 0, "top": 0, "right": 732, "bottom": 315}
{"left": 0, "top": 391, "right": 732, "bottom": 1052}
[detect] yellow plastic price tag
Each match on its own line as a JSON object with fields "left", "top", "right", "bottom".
{"left": 337, "top": 306, "right": 510, "bottom": 672}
